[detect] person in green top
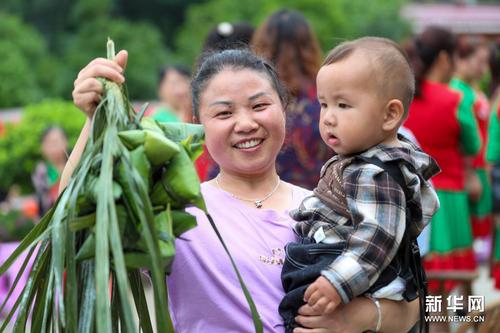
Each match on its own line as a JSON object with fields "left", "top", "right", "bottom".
{"left": 152, "top": 64, "right": 192, "bottom": 123}
{"left": 450, "top": 36, "right": 493, "bottom": 263}
{"left": 31, "top": 126, "right": 68, "bottom": 216}
{"left": 486, "top": 40, "right": 500, "bottom": 289}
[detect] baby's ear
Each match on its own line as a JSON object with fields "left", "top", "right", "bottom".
{"left": 382, "top": 99, "right": 405, "bottom": 131}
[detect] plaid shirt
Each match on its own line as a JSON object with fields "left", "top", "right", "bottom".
{"left": 291, "top": 137, "right": 440, "bottom": 302}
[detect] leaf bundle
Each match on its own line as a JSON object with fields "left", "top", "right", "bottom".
{"left": 0, "top": 39, "right": 204, "bottom": 333}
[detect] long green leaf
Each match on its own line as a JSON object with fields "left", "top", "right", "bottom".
{"left": 94, "top": 106, "right": 114, "bottom": 333}
{"left": 11, "top": 241, "right": 51, "bottom": 332}
{"left": 128, "top": 271, "right": 154, "bottom": 333}
{"left": 118, "top": 152, "right": 173, "bottom": 332}
{"left": 77, "top": 260, "right": 95, "bottom": 333}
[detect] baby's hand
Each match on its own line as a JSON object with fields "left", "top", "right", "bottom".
{"left": 303, "top": 276, "right": 341, "bottom": 314}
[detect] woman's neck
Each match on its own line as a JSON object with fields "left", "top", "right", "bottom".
{"left": 454, "top": 72, "right": 472, "bottom": 84}
{"left": 211, "top": 168, "right": 293, "bottom": 211}
{"left": 426, "top": 69, "right": 445, "bottom": 84}
{"left": 49, "top": 158, "right": 67, "bottom": 173}
{"left": 216, "top": 169, "right": 280, "bottom": 197}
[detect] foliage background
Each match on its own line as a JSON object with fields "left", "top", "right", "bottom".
{"left": 0, "top": 0, "right": 496, "bottom": 192}
{"left": 1, "top": 0, "right": 497, "bottom": 105}
{"left": 0, "top": 0, "right": 413, "bottom": 106}
{"left": 0, "top": 100, "right": 86, "bottom": 192}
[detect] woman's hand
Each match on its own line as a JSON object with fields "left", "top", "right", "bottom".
{"left": 293, "top": 299, "right": 374, "bottom": 333}
{"left": 61, "top": 50, "right": 128, "bottom": 193}
{"left": 293, "top": 297, "right": 420, "bottom": 333}
{"left": 72, "top": 50, "right": 128, "bottom": 118}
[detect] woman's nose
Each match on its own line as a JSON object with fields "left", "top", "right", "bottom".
{"left": 234, "top": 112, "right": 259, "bottom": 132}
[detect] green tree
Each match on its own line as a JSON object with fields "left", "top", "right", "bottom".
{"left": 118, "top": 0, "right": 205, "bottom": 51}
{"left": 62, "top": 17, "right": 171, "bottom": 100}
{"left": 0, "top": 99, "right": 86, "bottom": 192}
{"left": 175, "top": 0, "right": 412, "bottom": 65}
{"left": 0, "top": 12, "right": 59, "bottom": 107}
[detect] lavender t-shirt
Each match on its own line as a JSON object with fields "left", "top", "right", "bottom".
{"left": 167, "top": 182, "right": 311, "bottom": 332}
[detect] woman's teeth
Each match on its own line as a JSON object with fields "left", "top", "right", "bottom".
{"left": 235, "top": 139, "right": 262, "bottom": 149}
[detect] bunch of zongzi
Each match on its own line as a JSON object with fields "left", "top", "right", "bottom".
{"left": 0, "top": 39, "right": 205, "bottom": 333}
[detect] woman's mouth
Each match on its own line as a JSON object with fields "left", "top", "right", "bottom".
{"left": 234, "top": 138, "right": 264, "bottom": 150}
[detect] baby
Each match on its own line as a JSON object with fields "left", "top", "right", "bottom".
{"left": 279, "top": 37, "right": 440, "bottom": 332}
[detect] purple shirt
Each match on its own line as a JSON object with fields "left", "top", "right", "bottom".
{"left": 168, "top": 182, "right": 310, "bottom": 332}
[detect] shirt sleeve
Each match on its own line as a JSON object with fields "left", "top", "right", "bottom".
{"left": 457, "top": 90, "right": 482, "bottom": 155}
{"left": 486, "top": 97, "right": 500, "bottom": 162}
{"left": 321, "top": 165, "right": 406, "bottom": 303}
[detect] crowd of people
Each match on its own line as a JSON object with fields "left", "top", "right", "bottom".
{"left": 2, "top": 7, "right": 500, "bottom": 332}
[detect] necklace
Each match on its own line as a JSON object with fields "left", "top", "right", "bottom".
{"left": 215, "top": 174, "right": 281, "bottom": 208}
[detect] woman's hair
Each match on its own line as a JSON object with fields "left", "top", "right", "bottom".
{"left": 490, "top": 39, "right": 500, "bottom": 97}
{"left": 191, "top": 49, "right": 289, "bottom": 119}
{"left": 41, "top": 126, "right": 67, "bottom": 142}
{"left": 202, "top": 22, "right": 255, "bottom": 52}
{"left": 251, "top": 9, "right": 322, "bottom": 96}
{"left": 456, "top": 35, "right": 487, "bottom": 60}
{"left": 405, "top": 26, "right": 457, "bottom": 96}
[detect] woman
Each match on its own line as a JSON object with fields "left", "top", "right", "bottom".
{"left": 32, "top": 126, "right": 68, "bottom": 216}
{"left": 450, "top": 36, "right": 492, "bottom": 257}
{"left": 68, "top": 49, "right": 419, "bottom": 332}
{"left": 251, "top": 9, "right": 331, "bottom": 190}
{"left": 486, "top": 40, "right": 500, "bottom": 289}
{"left": 404, "top": 26, "right": 481, "bottom": 292}
{"left": 153, "top": 64, "right": 192, "bottom": 123}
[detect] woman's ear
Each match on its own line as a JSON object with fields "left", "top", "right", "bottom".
{"left": 382, "top": 99, "right": 405, "bottom": 131}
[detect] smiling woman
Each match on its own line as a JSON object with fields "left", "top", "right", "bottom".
{"left": 68, "top": 48, "right": 421, "bottom": 332}
{"left": 199, "top": 68, "right": 286, "bottom": 185}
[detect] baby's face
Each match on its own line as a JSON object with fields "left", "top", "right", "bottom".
{"left": 317, "top": 52, "right": 389, "bottom": 156}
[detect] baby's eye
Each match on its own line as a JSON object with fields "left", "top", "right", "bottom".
{"left": 338, "top": 103, "right": 350, "bottom": 109}
{"left": 320, "top": 103, "right": 327, "bottom": 109}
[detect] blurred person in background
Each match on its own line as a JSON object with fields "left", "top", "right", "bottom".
{"left": 31, "top": 126, "right": 68, "bottom": 216}
{"left": 153, "top": 64, "right": 192, "bottom": 123}
{"left": 451, "top": 36, "right": 492, "bottom": 263}
{"left": 485, "top": 39, "right": 500, "bottom": 289}
{"left": 404, "top": 26, "right": 481, "bottom": 293}
{"left": 251, "top": 9, "right": 331, "bottom": 190}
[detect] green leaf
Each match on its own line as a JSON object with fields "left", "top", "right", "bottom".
{"left": 171, "top": 210, "right": 197, "bottom": 238}
{"left": 157, "top": 122, "right": 205, "bottom": 144}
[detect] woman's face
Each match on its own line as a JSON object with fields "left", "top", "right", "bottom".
{"left": 198, "top": 68, "right": 286, "bottom": 176}
{"left": 441, "top": 51, "right": 455, "bottom": 83}
{"left": 158, "top": 69, "right": 191, "bottom": 112}
{"left": 455, "top": 46, "right": 490, "bottom": 83}
{"left": 42, "top": 128, "right": 68, "bottom": 164}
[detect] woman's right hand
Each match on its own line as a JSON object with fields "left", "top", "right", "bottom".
{"left": 72, "top": 50, "right": 128, "bottom": 118}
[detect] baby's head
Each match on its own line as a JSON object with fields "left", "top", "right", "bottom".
{"left": 317, "top": 37, "right": 414, "bottom": 156}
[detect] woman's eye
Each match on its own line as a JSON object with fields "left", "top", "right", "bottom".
{"left": 253, "top": 103, "right": 268, "bottom": 111}
{"left": 215, "top": 111, "right": 231, "bottom": 117}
